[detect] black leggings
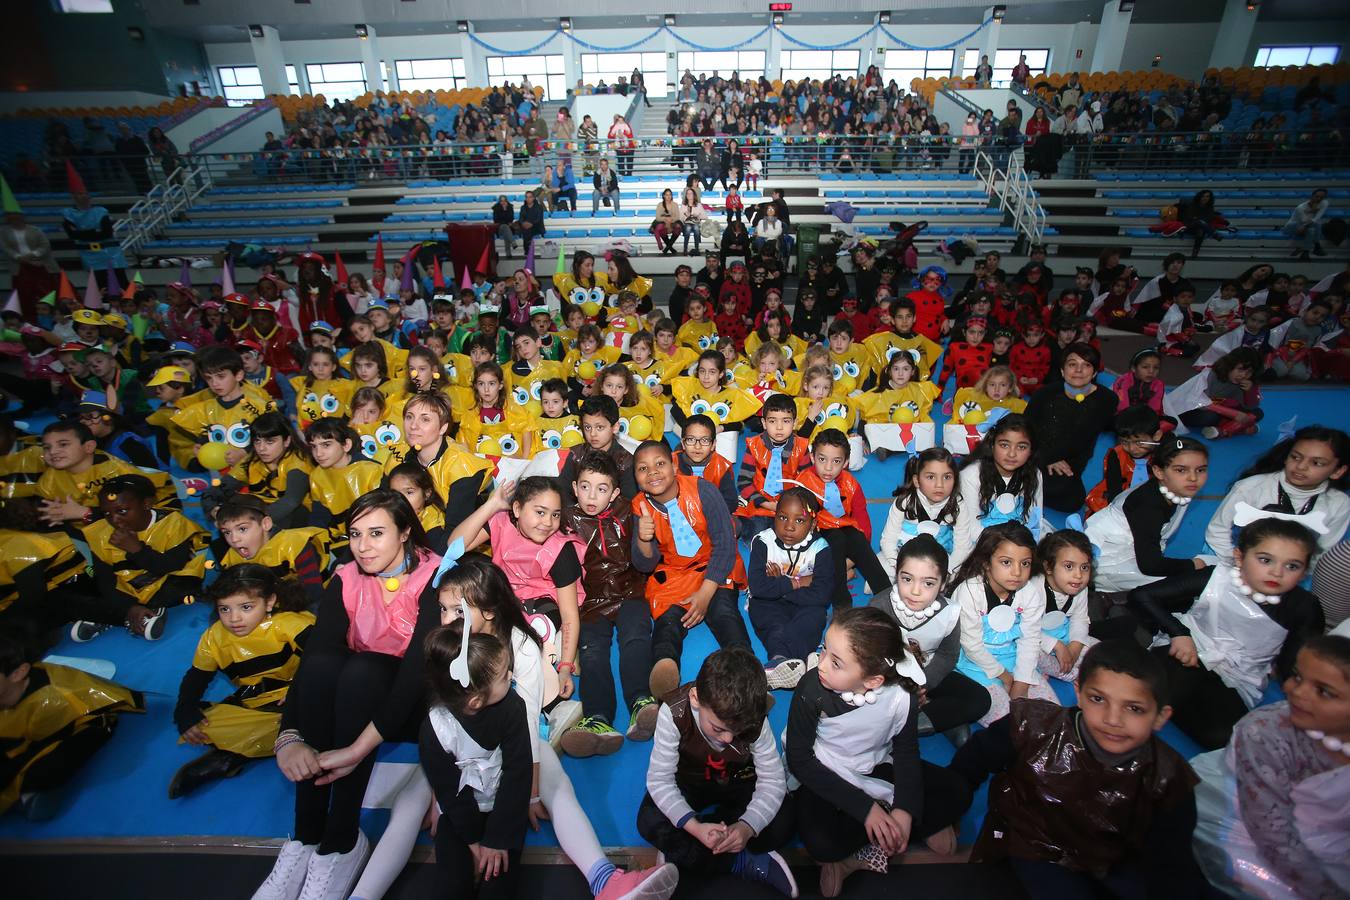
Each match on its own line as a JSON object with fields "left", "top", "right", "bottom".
{"left": 291, "top": 650, "right": 413, "bottom": 854}
{"left": 19, "top": 714, "right": 118, "bottom": 797}
{"left": 922, "top": 672, "right": 992, "bottom": 732}
{"left": 1042, "top": 469, "right": 1087, "bottom": 513}
{"left": 822, "top": 526, "right": 891, "bottom": 608}
{"left": 794, "top": 762, "right": 971, "bottom": 862}
{"left": 636, "top": 782, "right": 796, "bottom": 875}
{"left": 1152, "top": 648, "right": 1249, "bottom": 751}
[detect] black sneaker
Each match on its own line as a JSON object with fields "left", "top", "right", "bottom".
{"left": 737, "top": 850, "right": 798, "bottom": 897}
{"left": 70, "top": 621, "right": 111, "bottom": 643}
{"left": 140, "top": 608, "right": 167, "bottom": 641}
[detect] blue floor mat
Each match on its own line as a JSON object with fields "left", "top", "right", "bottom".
{"left": 1, "top": 382, "right": 1335, "bottom": 849}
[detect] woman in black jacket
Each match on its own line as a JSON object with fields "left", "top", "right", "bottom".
{"left": 721, "top": 219, "right": 751, "bottom": 262}
{"left": 515, "top": 191, "right": 546, "bottom": 252}
{"left": 493, "top": 195, "right": 516, "bottom": 258}
{"left": 720, "top": 138, "right": 745, "bottom": 191}
{"left": 1023, "top": 343, "right": 1118, "bottom": 512}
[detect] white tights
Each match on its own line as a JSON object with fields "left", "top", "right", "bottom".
{"left": 353, "top": 743, "right": 608, "bottom": 899}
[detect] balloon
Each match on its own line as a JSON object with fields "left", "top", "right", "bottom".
{"left": 577, "top": 361, "right": 598, "bottom": 381}
{"left": 477, "top": 437, "right": 503, "bottom": 457}
{"left": 581, "top": 300, "right": 601, "bottom": 317}
{"left": 890, "top": 405, "right": 916, "bottom": 424}
{"left": 561, "top": 429, "right": 585, "bottom": 448}
{"left": 819, "top": 415, "right": 849, "bottom": 434}
{"left": 962, "top": 408, "right": 988, "bottom": 425}
{"left": 197, "top": 442, "right": 229, "bottom": 470}
{"left": 627, "top": 415, "right": 653, "bottom": 440}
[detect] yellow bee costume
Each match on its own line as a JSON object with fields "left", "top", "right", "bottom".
{"left": 175, "top": 611, "right": 314, "bottom": 757}
{"left": 170, "top": 385, "right": 276, "bottom": 453}
{"left": 626, "top": 358, "right": 683, "bottom": 397}
{"left": 439, "top": 352, "right": 474, "bottom": 388}
{"left": 83, "top": 511, "right": 209, "bottom": 607}
{"left": 618, "top": 389, "right": 666, "bottom": 442}
{"left": 562, "top": 346, "right": 622, "bottom": 380}
{"left": 418, "top": 504, "right": 447, "bottom": 551}
{"left": 0, "top": 444, "right": 46, "bottom": 500}
{"left": 0, "top": 663, "right": 143, "bottom": 815}
{"left": 289, "top": 376, "right": 357, "bottom": 428}
{"left": 744, "top": 331, "right": 810, "bottom": 369}
{"left": 237, "top": 453, "right": 313, "bottom": 507}
{"left": 308, "top": 459, "right": 385, "bottom": 531}
{"left": 380, "top": 441, "right": 494, "bottom": 507}
{"left": 145, "top": 403, "right": 197, "bottom": 470}
{"left": 533, "top": 415, "right": 585, "bottom": 452}
{"left": 448, "top": 394, "right": 534, "bottom": 459}
{"left": 219, "top": 526, "right": 332, "bottom": 586}
{"left": 827, "top": 346, "right": 877, "bottom": 394}
{"left": 670, "top": 377, "right": 763, "bottom": 426}
{"left": 857, "top": 382, "right": 943, "bottom": 424}
{"left": 863, "top": 331, "right": 943, "bottom": 381}
{"left": 0, "top": 530, "right": 86, "bottom": 616}
{"left": 675, "top": 319, "right": 719, "bottom": 353}
{"left": 38, "top": 452, "right": 178, "bottom": 513}
{"left": 655, "top": 344, "right": 699, "bottom": 373}
{"left": 951, "top": 386, "right": 1027, "bottom": 423}
{"left": 353, "top": 419, "right": 406, "bottom": 463}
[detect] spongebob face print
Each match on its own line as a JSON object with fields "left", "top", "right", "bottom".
{"left": 207, "top": 422, "right": 253, "bottom": 449}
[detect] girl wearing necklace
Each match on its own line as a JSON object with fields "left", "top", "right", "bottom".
{"left": 1128, "top": 510, "right": 1328, "bottom": 751}
{"left": 1087, "top": 437, "right": 1211, "bottom": 594}
{"left": 1192, "top": 632, "right": 1350, "bottom": 899}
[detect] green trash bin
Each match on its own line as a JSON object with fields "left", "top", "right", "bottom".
{"left": 796, "top": 223, "right": 823, "bottom": 272}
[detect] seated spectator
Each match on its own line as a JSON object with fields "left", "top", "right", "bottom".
{"left": 515, "top": 191, "right": 546, "bottom": 251}
{"left": 592, "top": 157, "right": 621, "bottom": 214}
{"left": 1284, "top": 188, "right": 1329, "bottom": 262}
{"left": 695, "top": 139, "right": 720, "bottom": 192}
{"left": 753, "top": 206, "right": 784, "bottom": 258}
{"left": 550, "top": 162, "right": 578, "bottom": 212}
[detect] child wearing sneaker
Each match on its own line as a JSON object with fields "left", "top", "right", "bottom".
{"left": 437, "top": 554, "right": 678, "bottom": 900}
{"left": 170, "top": 564, "right": 314, "bottom": 799}
{"left": 748, "top": 487, "right": 834, "bottom": 692}
{"left": 787, "top": 607, "right": 968, "bottom": 898}
{"left": 560, "top": 452, "right": 659, "bottom": 759}
{"left": 631, "top": 441, "right": 751, "bottom": 700}
{"left": 637, "top": 647, "right": 798, "bottom": 897}
{"left": 0, "top": 625, "right": 144, "bottom": 821}
{"left": 74, "top": 475, "right": 208, "bottom": 642}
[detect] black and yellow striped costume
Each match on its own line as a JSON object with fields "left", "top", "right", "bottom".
{"left": 0, "top": 530, "right": 88, "bottom": 620}
{"left": 0, "top": 663, "right": 143, "bottom": 814}
{"left": 174, "top": 611, "right": 314, "bottom": 757}
{"left": 0, "top": 444, "right": 45, "bottom": 501}
{"left": 307, "top": 459, "right": 385, "bottom": 552}
{"left": 238, "top": 453, "right": 313, "bottom": 507}
{"left": 218, "top": 527, "right": 332, "bottom": 593}
{"left": 37, "top": 452, "right": 179, "bottom": 514}
{"left": 83, "top": 511, "right": 209, "bottom": 607}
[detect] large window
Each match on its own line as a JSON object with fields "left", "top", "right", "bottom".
{"left": 676, "top": 51, "right": 766, "bottom": 83}
{"left": 882, "top": 49, "right": 955, "bottom": 89}
{"left": 581, "top": 52, "right": 668, "bottom": 97}
{"left": 486, "top": 54, "right": 566, "bottom": 101}
{"left": 305, "top": 62, "right": 367, "bottom": 102}
{"left": 217, "top": 65, "right": 300, "bottom": 105}
{"left": 1253, "top": 45, "right": 1340, "bottom": 67}
{"left": 963, "top": 48, "right": 1049, "bottom": 87}
{"left": 395, "top": 58, "right": 467, "bottom": 92}
{"left": 780, "top": 50, "right": 861, "bottom": 83}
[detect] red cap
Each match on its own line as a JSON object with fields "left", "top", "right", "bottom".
{"left": 223, "top": 292, "right": 250, "bottom": 306}
{"left": 236, "top": 338, "right": 263, "bottom": 353}
{"left": 250, "top": 299, "right": 275, "bottom": 312}
{"left": 168, "top": 281, "right": 197, "bottom": 297}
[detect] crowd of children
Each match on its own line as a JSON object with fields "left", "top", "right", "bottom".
{"left": 1, "top": 238, "right": 1348, "bottom": 900}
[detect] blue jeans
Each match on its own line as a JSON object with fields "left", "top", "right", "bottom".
{"left": 577, "top": 600, "right": 654, "bottom": 725}
{"left": 650, "top": 588, "right": 750, "bottom": 666}
{"left": 1283, "top": 220, "right": 1321, "bottom": 251}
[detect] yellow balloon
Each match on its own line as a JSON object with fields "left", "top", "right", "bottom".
{"left": 477, "top": 437, "right": 503, "bottom": 457}
{"left": 627, "top": 415, "right": 653, "bottom": 440}
{"left": 962, "top": 408, "right": 988, "bottom": 425}
{"left": 581, "top": 300, "right": 601, "bottom": 317}
{"left": 561, "top": 429, "right": 585, "bottom": 448}
{"left": 577, "top": 361, "right": 598, "bottom": 381}
{"left": 890, "top": 405, "right": 916, "bottom": 424}
{"left": 819, "top": 415, "right": 849, "bottom": 434}
{"left": 197, "top": 442, "right": 230, "bottom": 470}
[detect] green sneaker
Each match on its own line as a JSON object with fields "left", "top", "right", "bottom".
{"left": 626, "top": 696, "right": 660, "bottom": 742}
{"left": 560, "top": 716, "right": 624, "bottom": 758}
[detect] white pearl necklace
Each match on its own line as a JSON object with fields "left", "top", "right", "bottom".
{"left": 1306, "top": 730, "right": 1350, "bottom": 757}
{"left": 891, "top": 589, "right": 938, "bottom": 628}
{"left": 1236, "top": 571, "right": 1282, "bottom": 606}
{"left": 841, "top": 689, "right": 877, "bottom": 707}
{"left": 1158, "top": 484, "right": 1192, "bottom": 506}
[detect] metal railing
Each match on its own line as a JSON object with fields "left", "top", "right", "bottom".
{"left": 971, "top": 148, "right": 1046, "bottom": 245}
{"left": 114, "top": 164, "right": 213, "bottom": 256}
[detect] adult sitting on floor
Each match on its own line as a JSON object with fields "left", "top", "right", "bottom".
{"left": 1023, "top": 342, "right": 1118, "bottom": 513}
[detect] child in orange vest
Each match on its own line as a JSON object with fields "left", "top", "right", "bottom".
{"left": 632, "top": 441, "right": 750, "bottom": 700}
{"left": 1084, "top": 405, "right": 1161, "bottom": 515}
{"left": 736, "top": 393, "right": 812, "bottom": 542}
{"left": 674, "top": 415, "right": 737, "bottom": 517}
{"left": 794, "top": 428, "right": 891, "bottom": 609}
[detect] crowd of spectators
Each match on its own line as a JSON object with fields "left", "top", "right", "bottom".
{"left": 9, "top": 118, "right": 181, "bottom": 195}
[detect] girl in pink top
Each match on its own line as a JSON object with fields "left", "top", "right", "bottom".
{"left": 450, "top": 476, "right": 585, "bottom": 699}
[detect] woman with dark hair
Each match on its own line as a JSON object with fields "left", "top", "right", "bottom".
{"left": 251, "top": 488, "right": 443, "bottom": 899}
{"left": 1179, "top": 189, "right": 1227, "bottom": 258}
{"left": 1024, "top": 342, "right": 1119, "bottom": 512}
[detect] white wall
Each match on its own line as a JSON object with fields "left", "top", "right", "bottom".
{"left": 167, "top": 105, "right": 285, "bottom": 154}
{"left": 0, "top": 90, "right": 174, "bottom": 114}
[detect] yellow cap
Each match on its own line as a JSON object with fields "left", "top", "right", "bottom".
{"left": 101, "top": 312, "right": 128, "bottom": 330}
{"left": 73, "top": 309, "right": 104, "bottom": 326}
{"left": 146, "top": 365, "right": 192, "bottom": 387}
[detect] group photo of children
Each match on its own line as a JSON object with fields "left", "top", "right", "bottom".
{"left": 3, "top": 165, "right": 1350, "bottom": 900}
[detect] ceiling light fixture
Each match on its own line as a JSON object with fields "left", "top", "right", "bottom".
{"left": 457, "top": 20, "right": 469, "bottom": 31}
{"left": 248, "top": 24, "right": 265, "bottom": 38}
{"left": 355, "top": 24, "right": 368, "bottom": 39}
{"left": 664, "top": 14, "right": 676, "bottom": 26}
{"left": 992, "top": 5, "right": 1006, "bottom": 21}
{"left": 772, "top": 12, "right": 785, "bottom": 25}
{"left": 560, "top": 17, "right": 572, "bottom": 31}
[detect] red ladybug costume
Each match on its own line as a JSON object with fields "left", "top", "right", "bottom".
{"left": 1009, "top": 340, "right": 1052, "bottom": 397}
{"left": 903, "top": 288, "right": 946, "bottom": 341}
{"left": 247, "top": 299, "right": 300, "bottom": 374}
{"left": 938, "top": 341, "right": 993, "bottom": 390}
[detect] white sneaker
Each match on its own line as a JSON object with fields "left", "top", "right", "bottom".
{"left": 251, "top": 840, "right": 316, "bottom": 900}
{"left": 765, "top": 658, "right": 806, "bottom": 691}
{"left": 1201, "top": 426, "right": 1220, "bottom": 440}
{"left": 298, "top": 831, "right": 370, "bottom": 900}
{"left": 546, "top": 699, "right": 584, "bottom": 750}
{"left": 806, "top": 651, "right": 820, "bottom": 671}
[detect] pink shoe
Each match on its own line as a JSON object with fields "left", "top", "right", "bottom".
{"left": 596, "top": 863, "right": 679, "bottom": 900}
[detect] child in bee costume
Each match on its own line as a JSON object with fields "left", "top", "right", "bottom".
{"left": 75, "top": 475, "right": 209, "bottom": 643}
{"left": 0, "top": 499, "right": 96, "bottom": 634}
{"left": 0, "top": 625, "right": 144, "bottom": 821}
{"left": 169, "top": 565, "right": 314, "bottom": 799}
